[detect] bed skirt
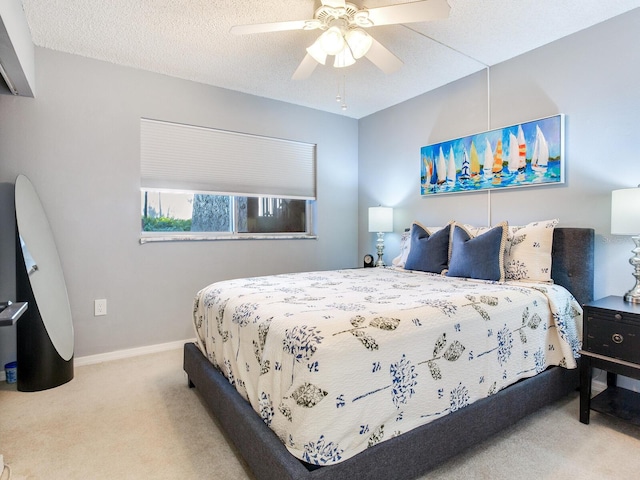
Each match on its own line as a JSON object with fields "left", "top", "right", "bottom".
{"left": 184, "top": 341, "right": 579, "bottom": 480}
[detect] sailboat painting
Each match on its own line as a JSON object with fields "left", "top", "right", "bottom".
{"left": 420, "top": 114, "right": 564, "bottom": 196}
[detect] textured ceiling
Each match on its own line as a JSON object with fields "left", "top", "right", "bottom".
{"left": 20, "top": 0, "right": 640, "bottom": 119}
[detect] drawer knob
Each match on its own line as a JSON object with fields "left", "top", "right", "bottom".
{"left": 614, "top": 313, "right": 623, "bottom": 320}
{"left": 612, "top": 333, "right": 624, "bottom": 344}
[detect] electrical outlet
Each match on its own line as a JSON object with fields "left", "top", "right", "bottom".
{"left": 94, "top": 299, "right": 107, "bottom": 316}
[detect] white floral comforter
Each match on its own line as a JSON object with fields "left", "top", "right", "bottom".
{"left": 192, "top": 268, "right": 582, "bottom": 466}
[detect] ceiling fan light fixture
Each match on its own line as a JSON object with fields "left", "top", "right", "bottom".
{"left": 353, "top": 10, "right": 373, "bottom": 28}
{"left": 233, "top": 0, "right": 453, "bottom": 80}
{"left": 345, "top": 28, "right": 373, "bottom": 59}
{"left": 306, "top": 39, "right": 328, "bottom": 65}
{"left": 334, "top": 47, "right": 355, "bottom": 68}
{"left": 319, "top": 26, "right": 346, "bottom": 55}
{"left": 303, "top": 19, "right": 323, "bottom": 30}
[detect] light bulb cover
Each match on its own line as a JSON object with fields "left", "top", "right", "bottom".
{"left": 320, "top": 26, "right": 345, "bottom": 56}
{"left": 306, "top": 39, "right": 328, "bottom": 65}
{"left": 345, "top": 28, "right": 373, "bottom": 59}
{"left": 334, "top": 47, "right": 355, "bottom": 68}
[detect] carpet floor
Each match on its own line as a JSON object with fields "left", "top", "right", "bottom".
{"left": 1, "top": 348, "right": 639, "bottom": 479}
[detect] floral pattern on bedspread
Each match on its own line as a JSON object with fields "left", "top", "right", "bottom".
{"left": 192, "top": 268, "right": 582, "bottom": 466}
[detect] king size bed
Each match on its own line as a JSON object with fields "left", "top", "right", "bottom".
{"left": 183, "top": 225, "right": 594, "bottom": 480}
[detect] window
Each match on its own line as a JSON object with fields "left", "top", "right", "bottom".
{"left": 141, "top": 191, "right": 309, "bottom": 235}
{"left": 140, "top": 119, "right": 316, "bottom": 242}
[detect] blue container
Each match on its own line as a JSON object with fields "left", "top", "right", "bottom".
{"left": 4, "top": 361, "right": 17, "bottom": 384}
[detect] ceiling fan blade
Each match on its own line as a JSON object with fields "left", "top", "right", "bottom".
{"left": 364, "top": 38, "right": 403, "bottom": 74}
{"left": 230, "top": 20, "right": 308, "bottom": 35}
{"left": 366, "top": 0, "right": 451, "bottom": 27}
{"left": 292, "top": 54, "right": 319, "bottom": 80}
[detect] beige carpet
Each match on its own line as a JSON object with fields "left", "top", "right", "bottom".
{"left": 1, "top": 348, "right": 639, "bottom": 479}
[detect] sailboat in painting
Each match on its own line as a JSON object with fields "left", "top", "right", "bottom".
{"left": 517, "top": 125, "right": 526, "bottom": 173}
{"left": 459, "top": 146, "right": 470, "bottom": 180}
{"left": 507, "top": 132, "right": 520, "bottom": 174}
{"left": 469, "top": 141, "right": 481, "bottom": 178}
{"left": 447, "top": 146, "right": 457, "bottom": 184}
{"left": 423, "top": 155, "right": 434, "bottom": 191}
{"left": 531, "top": 125, "right": 549, "bottom": 173}
{"left": 437, "top": 146, "right": 447, "bottom": 184}
{"left": 483, "top": 139, "right": 493, "bottom": 178}
{"left": 428, "top": 149, "right": 440, "bottom": 186}
{"left": 492, "top": 140, "right": 503, "bottom": 177}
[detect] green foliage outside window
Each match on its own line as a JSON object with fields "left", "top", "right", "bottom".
{"left": 142, "top": 216, "right": 192, "bottom": 232}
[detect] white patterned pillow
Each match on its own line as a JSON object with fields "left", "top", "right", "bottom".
{"left": 392, "top": 224, "right": 445, "bottom": 268}
{"left": 461, "top": 224, "right": 494, "bottom": 237}
{"left": 392, "top": 229, "right": 412, "bottom": 267}
{"left": 505, "top": 219, "right": 559, "bottom": 282}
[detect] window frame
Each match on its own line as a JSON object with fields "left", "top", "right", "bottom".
{"left": 139, "top": 190, "right": 316, "bottom": 244}
{"left": 139, "top": 118, "right": 317, "bottom": 244}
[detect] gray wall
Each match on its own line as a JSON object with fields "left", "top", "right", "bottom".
{"left": 0, "top": 48, "right": 359, "bottom": 364}
{"left": 358, "top": 8, "right": 640, "bottom": 303}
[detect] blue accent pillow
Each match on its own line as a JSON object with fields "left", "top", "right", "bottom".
{"left": 447, "top": 223, "right": 507, "bottom": 281}
{"left": 404, "top": 223, "right": 451, "bottom": 274}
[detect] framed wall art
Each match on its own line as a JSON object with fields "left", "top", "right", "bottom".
{"left": 420, "top": 114, "right": 565, "bottom": 196}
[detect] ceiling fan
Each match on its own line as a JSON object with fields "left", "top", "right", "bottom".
{"left": 230, "top": 0, "right": 451, "bottom": 80}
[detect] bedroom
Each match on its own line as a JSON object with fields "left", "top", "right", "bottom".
{"left": 1, "top": 1, "right": 639, "bottom": 478}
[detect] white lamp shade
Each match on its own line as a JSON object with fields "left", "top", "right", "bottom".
{"left": 369, "top": 206, "right": 393, "bottom": 233}
{"left": 611, "top": 187, "right": 640, "bottom": 235}
{"left": 334, "top": 47, "right": 355, "bottom": 68}
{"left": 345, "top": 28, "right": 373, "bottom": 59}
{"left": 306, "top": 39, "right": 328, "bottom": 65}
{"left": 319, "top": 27, "right": 345, "bottom": 56}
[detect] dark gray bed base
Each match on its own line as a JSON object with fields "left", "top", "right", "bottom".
{"left": 184, "top": 227, "right": 594, "bottom": 480}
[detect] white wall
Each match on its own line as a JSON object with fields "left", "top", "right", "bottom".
{"left": 358, "top": 8, "right": 640, "bottom": 303}
{"left": 0, "top": 48, "right": 359, "bottom": 364}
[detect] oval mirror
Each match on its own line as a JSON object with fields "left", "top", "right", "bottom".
{"left": 15, "top": 174, "right": 73, "bottom": 390}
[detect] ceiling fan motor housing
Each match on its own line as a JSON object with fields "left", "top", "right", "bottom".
{"left": 310, "top": 3, "right": 373, "bottom": 31}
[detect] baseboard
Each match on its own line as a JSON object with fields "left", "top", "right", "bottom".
{"left": 75, "top": 338, "right": 196, "bottom": 367}
{"left": 0, "top": 338, "right": 196, "bottom": 382}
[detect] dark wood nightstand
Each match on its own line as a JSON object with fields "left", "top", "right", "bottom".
{"left": 580, "top": 296, "right": 640, "bottom": 425}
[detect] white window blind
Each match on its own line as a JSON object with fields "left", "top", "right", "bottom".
{"left": 140, "top": 118, "right": 316, "bottom": 199}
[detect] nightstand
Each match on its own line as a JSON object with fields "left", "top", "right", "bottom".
{"left": 580, "top": 296, "right": 640, "bottom": 425}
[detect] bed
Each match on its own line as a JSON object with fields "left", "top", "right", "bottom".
{"left": 183, "top": 226, "right": 594, "bottom": 480}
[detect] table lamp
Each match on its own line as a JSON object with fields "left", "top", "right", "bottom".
{"left": 611, "top": 186, "right": 640, "bottom": 303}
{"left": 368, "top": 206, "right": 393, "bottom": 267}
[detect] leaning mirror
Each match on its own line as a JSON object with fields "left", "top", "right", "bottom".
{"left": 15, "top": 174, "right": 74, "bottom": 391}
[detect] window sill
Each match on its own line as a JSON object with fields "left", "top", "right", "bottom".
{"left": 139, "top": 233, "right": 317, "bottom": 244}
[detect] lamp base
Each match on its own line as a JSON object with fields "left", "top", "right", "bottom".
{"left": 623, "top": 235, "right": 640, "bottom": 304}
{"left": 623, "top": 292, "right": 640, "bottom": 304}
{"left": 376, "top": 232, "right": 385, "bottom": 267}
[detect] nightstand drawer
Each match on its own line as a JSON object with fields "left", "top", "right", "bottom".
{"left": 585, "top": 315, "right": 640, "bottom": 364}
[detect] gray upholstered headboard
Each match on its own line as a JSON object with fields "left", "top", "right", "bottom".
{"left": 551, "top": 227, "right": 595, "bottom": 306}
